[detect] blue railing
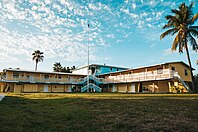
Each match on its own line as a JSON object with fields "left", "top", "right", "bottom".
{"left": 81, "top": 83, "right": 102, "bottom": 92}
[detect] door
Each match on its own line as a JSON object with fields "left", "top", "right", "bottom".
{"left": 29, "top": 75, "right": 34, "bottom": 82}
{"left": 131, "top": 84, "right": 135, "bottom": 93}
{"left": 44, "top": 85, "right": 48, "bottom": 92}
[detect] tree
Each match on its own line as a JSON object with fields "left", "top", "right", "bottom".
{"left": 160, "top": 2, "right": 198, "bottom": 91}
{"left": 32, "top": 50, "right": 44, "bottom": 71}
{"left": 53, "top": 62, "right": 63, "bottom": 72}
{"left": 194, "top": 74, "right": 198, "bottom": 90}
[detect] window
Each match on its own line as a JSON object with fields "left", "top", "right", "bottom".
{"left": 157, "top": 68, "right": 163, "bottom": 74}
{"left": 110, "top": 68, "right": 112, "bottom": 71}
{"left": 184, "top": 69, "right": 188, "bottom": 76}
{"left": 44, "top": 75, "right": 49, "bottom": 79}
{"left": 58, "top": 75, "right": 61, "bottom": 79}
{"left": 13, "top": 72, "right": 19, "bottom": 78}
{"left": 171, "top": 67, "right": 176, "bottom": 71}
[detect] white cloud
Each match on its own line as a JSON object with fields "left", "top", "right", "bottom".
{"left": 164, "top": 48, "right": 174, "bottom": 55}
{"left": 107, "top": 34, "right": 115, "bottom": 38}
{"left": 132, "top": 3, "right": 136, "bottom": 9}
{"left": 148, "top": 23, "right": 152, "bottom": 27}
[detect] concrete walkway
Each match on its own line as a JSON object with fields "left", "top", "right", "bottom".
{"left": 0, "top": 94, "right": 5, "bottom": 102}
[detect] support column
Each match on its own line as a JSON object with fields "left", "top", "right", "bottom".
{"left": 153, "top": 82, "right": 155, "bottom": 92}
{"left": 138, "top": 82, "right": 142, "bottom": 92}
{"left": 168, "top": 82, "right": 172, "bottom": 92}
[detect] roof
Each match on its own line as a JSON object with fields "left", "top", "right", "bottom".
{"left": 73, "top": 64, "right": 129, "bottom": 71}
{"left": 165, "top": 61, "right": 195, "bottom": 70}
{"left": 4, "top": 68, "right": 85, "bottom": 76}
{"left": 99, "top": 61, "right": 195, "bottom": 76}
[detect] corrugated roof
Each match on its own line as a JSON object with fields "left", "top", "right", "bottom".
{"left": 4, "top": 68, "right": 85, "bottom": 76}
{"left": 73, "top": 64, "right": 129, "bottom": 71}
{"left": 99, "top": 61, "right": 195, "bottom": 76}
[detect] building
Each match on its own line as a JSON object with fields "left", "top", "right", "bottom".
{"left": 0, "top": 61, "right": 193, "bottom": 93}
{"left": 72, "top": 64, "right": 128, "bottom": 75}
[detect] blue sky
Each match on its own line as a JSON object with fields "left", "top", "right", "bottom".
{"left": 0, "top": 0, "right": 197, "bottom": 73}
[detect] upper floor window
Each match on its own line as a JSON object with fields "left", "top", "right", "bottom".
{"left": 157, "top": 68, "right": 163, "bottom": 74}
{"left": 171, "top": 67, "right": 176, "bottom": 71}
{"left": 58, "top": 75, "right": 61, "bottom": 79}
{"left": 44, "top": 75, "right": 49, "bottom": 79}
{"left": 184, "top": 69, "right": 188, "bottom": 76}
{"left": 13, "top": 72, "right": 19, "bottom": 78}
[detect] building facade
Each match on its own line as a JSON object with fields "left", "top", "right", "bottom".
{"left": 0, "top": 61, "right": 193, "bottom": 93}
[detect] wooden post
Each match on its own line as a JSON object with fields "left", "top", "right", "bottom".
{"left": 168, "top": 82, "right": 171, "bottom": 92}
{"left": 153, "top": 82, "right": 155, "bottom": 92}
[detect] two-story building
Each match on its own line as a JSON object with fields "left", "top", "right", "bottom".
{"left": 99, "top": 62, "right": 193, "bottom": 93}
{"left": 0, "top": 61, "right": 194, "bottom": 93}
{"left": 0, "top": 69, "right": 84, "bottom": 93}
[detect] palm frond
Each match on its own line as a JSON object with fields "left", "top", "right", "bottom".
{"left": 189, "top": 2, "right": 195, "bottom": 9}
{"left": 160, "top": 28, "right": 177, "bottom": 40}
{"left": 188, "top": 33, "right": 198, "bottom": 51}
{"left": 162, "top": 20, "right": 175, "bottom": 29}
{"left": 189, "top": 13, "right": 198, "bottom": 25}
{"left": 171, "top": 9, "right": 182, "bottom": 17}
{"left": 171, "top": 34, "right": 180, "bottom": 51}
{"left": 189, "top": 26, "right": 198, "bottom": 30}
{"left": 165, "top": 15, "right": 181, "bottom": 26}
{"left": 188, "top": 28, "right": 198, "bottom": 38}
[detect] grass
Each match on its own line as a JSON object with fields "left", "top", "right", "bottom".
{"left": 0, "top": 93, "right": 198, "bottom": 131}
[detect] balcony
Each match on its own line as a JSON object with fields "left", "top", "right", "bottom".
{"left": 2, "top": 69, "right": 179, "bottom": 84}
{"left": 3, "top": 76, "right": 81, "bottom": 84}
{"left": 104, "top": 69, "right": 174, "bottom": 83}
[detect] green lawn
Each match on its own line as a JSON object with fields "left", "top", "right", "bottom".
{"left": 0, "top": 93, "right": 198, "bottom": 131}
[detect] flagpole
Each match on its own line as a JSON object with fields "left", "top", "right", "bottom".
{"left": 87, "top": 23, "right": 90, "bottom": 92}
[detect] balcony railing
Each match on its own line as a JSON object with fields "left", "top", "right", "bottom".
{"left": 2, "top": 69, "right": 177, "bottom": 84}
{"left": 104, "top": 69, "right": 174, "bottom": 83}
{"left": 4, "top": 76, "right": 80, "bottom": 84}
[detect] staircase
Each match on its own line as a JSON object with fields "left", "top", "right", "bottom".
{"left": 81, "top": 83, "right": 102, "bottom": 92}
{"left": 79, "top": 75, "right": 103, "bottom": 92}
{"left": 172, "top": 72, "right": 190, "bottom": 92}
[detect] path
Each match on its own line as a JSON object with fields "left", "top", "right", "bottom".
{"left": 0, "top": 94, "right": 5, "bottom": 102}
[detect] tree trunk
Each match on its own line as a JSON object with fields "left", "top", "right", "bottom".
{"left": 185, "top": 42, "right": 195, "bottom": 92}
{"left": 35, "top": 62, "right": 38, "bottom": 71}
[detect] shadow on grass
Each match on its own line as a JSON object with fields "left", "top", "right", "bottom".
{"left": 0, "top": 95, "right": 198, "bottom": 131}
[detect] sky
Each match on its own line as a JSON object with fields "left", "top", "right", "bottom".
{"left": 0, "top": 0, "right": 198, "bottom": 73}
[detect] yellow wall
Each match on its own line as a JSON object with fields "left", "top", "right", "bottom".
{"left": 24, "top": 84, "right": 38, "bottom": 92}
{"left": 51, "top": 85, "right": 65, "bottom": 92}
{"left": 157, "top": 81, "right": 169, "bottom": 92}
{"left": 169, "top": 63, "right": 192, "bottom": 82}
{"left": 14, "top": 84, "right": 23, "bottom": 93}
{"left": 37, "top": 84, "right": 44, "bottom": 92}
{"left": 117, "top": 84, "right": 127, "bottom": 92}
{"left": 0, "top": 82, "right": 5, "bottom": 92}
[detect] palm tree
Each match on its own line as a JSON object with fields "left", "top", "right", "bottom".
{"left": 53, "top": 62, "right": 63, "bottom": 72}
{"left": 32, "top": 50, "right": 44, "bottom": 71}
{"left": 160, "top": 2, "right": 198, "bottom": 91}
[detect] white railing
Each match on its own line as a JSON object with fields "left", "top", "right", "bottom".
{"left": 81, "top": 75, "right": 104, "bottom": 83}
{"left": 4, "top": 76, "right": 81, "bottom": 83}
{"left": 172, "top": 72, "right": 190, "bottom": 91}
{"left": 4, "top": 69, "right": 179, "bottom": 84}
{"left": 104, "top": 69, "right": 174, "bottom": 83}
